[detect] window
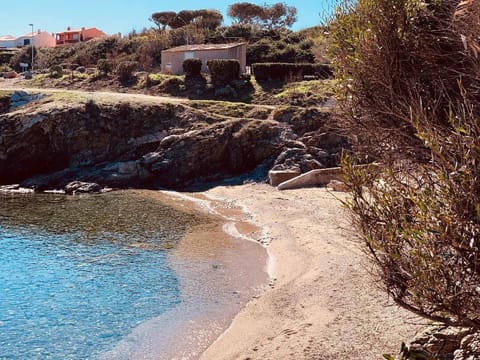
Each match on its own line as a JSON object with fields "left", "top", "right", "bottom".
{"left": 184, "top": 52, "right": 195, "bottom": 60}
{"left": 73, "top": 34, "right": 79, "bottom": 40}
{"left": 23, "top": 39, "right": 30, "bottom": 46}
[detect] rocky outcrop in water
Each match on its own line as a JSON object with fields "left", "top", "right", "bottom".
{"left": 0, "top": 98, "right": 348, "bottom": 191}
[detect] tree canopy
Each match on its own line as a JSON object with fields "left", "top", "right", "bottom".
{"left": 151, "top": 9, "right": 223, "bottom": 31}
{"left": 227, "top": 2, "right": 297, "bottom": 29}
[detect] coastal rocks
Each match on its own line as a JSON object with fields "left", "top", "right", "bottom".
{"left": 454, "top": 332, "right": 480, "bottom": 359}
{"left": 9, "top": 90, "right": 45, "bottom": 111}
{"left": 408, "top": 326, "right": 478, "bottom": 360}
{"left": 272, "top": 147, "right": 324, "bottom": 173}
{"left": 64, "top": 181, "right": 102, "bottom": 194}
{"left": 0, "top": 98, "right": 349, "bottom": 191}
{"left": 144, "top": 119, "right": 283, "bottom": 188}
{"left": 269, "top": 109, "right": 350, "bottom": 175}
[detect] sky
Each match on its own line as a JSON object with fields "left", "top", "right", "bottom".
{"left": 0, "top": 0, "right": 337, "bottom": 37}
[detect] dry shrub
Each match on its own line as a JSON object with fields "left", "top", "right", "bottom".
{"left": 116, "top": 61, "right": 138, "bottom": 83}
{"left": 331, "top": 0, "right": 480, "bottom": 328}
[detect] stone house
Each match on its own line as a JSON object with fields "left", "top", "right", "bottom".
{"left": 161, "top": 42, "right": 247, "bottom": 75}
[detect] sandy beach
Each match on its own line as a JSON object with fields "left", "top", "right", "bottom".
{"left": 175, "top": 183, "right": 426, "bottom": 360}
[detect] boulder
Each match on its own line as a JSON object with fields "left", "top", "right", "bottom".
{"left": 3, "top": 71, "right": 17, "bottom": 79}
{"left": 454, "top": 332, "right": 480, "bottom": 359}
{"left": 410, "top": 326, "right": 474, "bottom": 360}
{"left": 273, "top": 147, "right": 324, "bottom": 173}
{"left": 327, "top": 180, "right": 349, "bottom": 192}
{"left": 64, "top": 181, "right": 102, "bottom": 194}
{"left": 278, "top": 167, "right": 343, "bottom": 190}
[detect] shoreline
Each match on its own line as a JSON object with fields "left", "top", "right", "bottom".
{"left": 195, "top": 183, "right": 426, "bottom": 359}
{"left": 103, "top": 189, "right": 270, "bottom": 360}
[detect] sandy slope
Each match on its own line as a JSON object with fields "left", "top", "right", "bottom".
{"left": 198, "top": 183, "right": 425, "bottom": 360}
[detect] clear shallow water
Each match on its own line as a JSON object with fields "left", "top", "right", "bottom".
{"left": 0, "top": 191, "right": 202, "bottom": 359}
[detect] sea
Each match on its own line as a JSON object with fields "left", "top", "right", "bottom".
{"left": 0, "top": 190, "right": 268, "bottom": 359}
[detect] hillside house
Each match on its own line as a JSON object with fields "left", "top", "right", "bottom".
{"left": 161, "top": 43, "right": 247, "bottom": 75}
{"left": 0, "top": 30, "right": 56, "bottom": 48}
{"left": 55, "top": 27, "right": 106, "bottom": 45}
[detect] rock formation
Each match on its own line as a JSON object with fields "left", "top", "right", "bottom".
{"left": 0, "top": 97, "right": 348, "bottom": 191}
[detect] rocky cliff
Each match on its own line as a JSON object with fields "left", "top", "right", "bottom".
{"left": 0, "top": 97, "right": 348, "bottom": 191}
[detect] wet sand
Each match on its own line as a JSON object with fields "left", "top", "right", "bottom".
{"left": 102, "top": 190, "right": 269, "bottom": 360}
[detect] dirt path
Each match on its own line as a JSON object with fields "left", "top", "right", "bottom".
{"left": 0, "top": 81, "right": 189, "bottom": 105}
{"left": 198, "top": 184, "right": 425, "bottom": 360}
{"left": 0, "top": 80, "right": 277, "bottom": 110}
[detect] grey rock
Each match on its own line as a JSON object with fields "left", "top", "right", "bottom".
{"left": 141, "top": 152, "right": 162, "bottom": 166}
{"left": 64, "top": 181, "right": 102, "bottom": 194}
{"left": 10, "top": 92, "right": 22, "bottom": 102}
{"left": 0, "top": 99, "right": 348, "bottom": 190}
{"left": 410, "top": 326, "right": 475, "bottom": 360}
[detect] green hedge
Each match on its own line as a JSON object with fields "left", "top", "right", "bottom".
{"left": 182, "top": 58, "right": 202, "bottom": 77}
{"left": 207, "top": 59, "right": 240, "bottom": 84}
{"left": 252, "top": 63, "right": 332, "bottom": 81}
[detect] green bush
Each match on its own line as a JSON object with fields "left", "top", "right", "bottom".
{"left": 246, "top": 31, "right": 315, "bottom": 65}
{"left": 331, "top": 0, "right": 480, "bottom": 329}
{"left": 116, "top": 60, "right": 138, "bottom": 82}
{"left": 0, "top": 51, "right": 15, "bottom": 66}
{"left": 207, "top": 59, "right": 240, "bottom": 84}
{"left": 159, "top": 77, "right": 185, "bottom": 94}
{"left": 0, "top": 64, "right": 12, "bottom": 72}
{"left": 49, "top": 64, "right": 63, "bottom": 78}
{"left": 252, "top": 63, "right": 332, "bottom": 81}
{"left": 182, "top": 58, "right": 202, "bottom": 77}
{"left": 9, "top": 46, "right": 37, "bottom": 71}
{"left": 96, "top": 58, "right": 113, "bottom": 75}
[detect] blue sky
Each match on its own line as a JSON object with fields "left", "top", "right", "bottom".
{"left": 0, "top": 1, "right": 337, "bottom": 37}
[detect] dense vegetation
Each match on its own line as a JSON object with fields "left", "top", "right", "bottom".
{"left": 331, "top": 0, "right": 480, "bottom": 329}
{"left": 2, "top": 2, "right": 326, "bottom": 74}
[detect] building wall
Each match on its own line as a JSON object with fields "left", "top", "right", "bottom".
{"left": 14, "top": 36, "right": 33, "bottom": 47}
{"left": 15, "top": 32, "right": 56, "bottom": 48}
{"left": 82, "top": 28, "right": 106, "bottom": 41}
{"left": 33, "top": 31, "right": 56, "bottom": 47}
{"left": 161, "top": 52, "right": 184, "bottom": 74}
{"left": 161, "top": 44, "right": 247, "bottom": 75}
{"left": 0, "top": 38, "right": 16, "bottom": 48}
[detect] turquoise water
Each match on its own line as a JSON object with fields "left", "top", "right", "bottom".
{"left": 0, "top": 191, "right": 202, "bottom": 359}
